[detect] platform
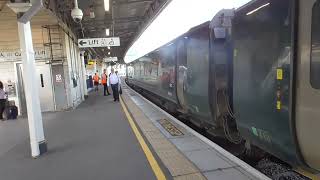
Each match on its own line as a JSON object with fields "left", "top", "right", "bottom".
{"left": 0, "top": 84, "right": 270, "bottom": 180}
{"left": 120, "top": 83, "right": 270, "bottom": 180}
{"left": 0, "top": 89, "right": 161, "bottom": 180}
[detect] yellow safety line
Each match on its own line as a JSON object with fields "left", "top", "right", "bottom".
{"left": 295, "top": 168, "right": 320, "bottom": 180}
{"left": 120, "top": 96, "right": 166, "bottom": 180}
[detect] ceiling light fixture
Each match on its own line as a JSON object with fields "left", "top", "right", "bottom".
{"left": 107, "top": 46, "right": 111, "bottom": 49}
{"left": 106, "top": 28, "right": 110, "bottom": 36}
{"left": 246, "top": 2, "right": 270, "bottom": 16}
{"left": 108, "top": 52, "right": 111, "bottom": 55}
{"left": 104, "top": 0, "right": 110, "bottom": 12}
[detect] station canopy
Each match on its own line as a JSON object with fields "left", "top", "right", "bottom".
{"left": 74, "top": 0, "right": 171, "bottom": 63}
{"left": 1, "top": 0, "right": 171, "bottom": 63}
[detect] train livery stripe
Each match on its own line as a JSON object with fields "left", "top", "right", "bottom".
{"left": 120, "top": 96, "right": 166, "bottom": 180}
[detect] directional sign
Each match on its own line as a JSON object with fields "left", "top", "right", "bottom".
{"left": 104, "top": 57, "right": 118, "bottom": 63}
{"left": 78, "top": 37, "right": 120, "bottom": 48}
{"left": 88, "top": 60, "right": 95, "bottom": 65}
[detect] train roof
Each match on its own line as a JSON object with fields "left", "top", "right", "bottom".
{"left": 130, "top": 0, "right": 265, "bottom": 63}
{"left": 132, "top": 21, "right": 211, "bottom": 61}
{"left": 235, "top": 0, "right": 269, "bottom": 16}
{"left": 153, "top": 21, "right": 211, "bottom": 51}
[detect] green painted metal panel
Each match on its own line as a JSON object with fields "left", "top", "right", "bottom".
{"left": 233, "top": 0, "right": 299, "bottom": 164}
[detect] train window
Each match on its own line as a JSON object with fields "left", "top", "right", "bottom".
{"left": 186, "top": 28, "right": 210, "bottom": 96}
{"left": 311, "top": 1, "right": 320, "bottom": 89}
{"left": 177, "top": 40, "right": 187, "bottom": 66}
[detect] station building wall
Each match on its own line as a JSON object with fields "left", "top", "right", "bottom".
{"left": 0, "top": 22, "right": 85, "bottom": 115}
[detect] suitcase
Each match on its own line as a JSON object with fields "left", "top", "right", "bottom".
{"left": 3, "top": 101, "right": 18, "bottom": 120}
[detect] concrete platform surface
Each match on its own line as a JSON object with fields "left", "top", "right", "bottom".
{"left": 0, "top": 90, "right": 162, "bottom": 180}
{"left": 0, "top": 82, "right": 270, "bottom": 180}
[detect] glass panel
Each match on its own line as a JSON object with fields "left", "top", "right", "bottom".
{"left": 159, "top": 45, "right": 176, "bottom": 97}
{"left": 186, "top": 27, "right": 210, "bottom": 117}
{"left": 311, "top": 1, "right": 320, "bottom": 89}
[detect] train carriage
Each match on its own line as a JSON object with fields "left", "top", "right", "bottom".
{"left": 233, "top": 0, "right": 320, "bottom": 173}
{"left": 127, "top": 0, "right": 320, "bottom": 177}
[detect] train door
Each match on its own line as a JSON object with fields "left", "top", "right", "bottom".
{"left": 176, "top": 39, "right": 188, "bottom": 110}
{"left": 296, "top": 0, "right": 320, "bottom": 171}
{"left": 209, "top": 9, "right": 235, "bottom": 128}
{"left": 17, "top": 63, "right": 55, "bottom": 112}
{"left": 185, "top": 25, "right": 212, "bottom": 123}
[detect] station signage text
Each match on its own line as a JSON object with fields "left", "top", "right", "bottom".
{"left": 0, "top": 49, "right": 47, "bottom": 62}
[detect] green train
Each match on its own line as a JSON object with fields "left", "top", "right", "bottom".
{"left": 126, "top": 0, "right": 320, "bottom": 178}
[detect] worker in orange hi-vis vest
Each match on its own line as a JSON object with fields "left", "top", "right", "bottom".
{"left": 101, "top": 69, "right": 110, "bottom": 96}
{"left": 93, "top": 72, "right": 100, "bottom": 92}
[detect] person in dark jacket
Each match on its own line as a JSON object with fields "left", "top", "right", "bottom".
{"left": 101, "top": 69, "right": 110, "bottom": 96}
{"left": 0, "top": 81, "right": 7, "bottom": 120}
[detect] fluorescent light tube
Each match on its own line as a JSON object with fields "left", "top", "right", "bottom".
{"left": 106, "top": 28, "right": 110, "bottom": 36}
{"left": 246, "top": 3, "right": 270, "bottom": 16}
{"left": 104, "top": 0, "right": 110, "bottom": 12}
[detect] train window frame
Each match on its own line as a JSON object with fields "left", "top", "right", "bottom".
{"left": 310, "top": 0, "right": 320, "bottom": 89}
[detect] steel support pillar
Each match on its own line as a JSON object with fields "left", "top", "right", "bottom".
{"left": 94, "top": 60, "right": 97, "bottom": 73}
{"left": 18, "top": 21, "right": 47, "bottom": 158}
{"left": 80, "top": 51, "right": 88, "bottom": 98}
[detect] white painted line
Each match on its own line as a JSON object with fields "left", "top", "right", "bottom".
{"left": 124, "top": 84, "right": 271, "bottom": 180}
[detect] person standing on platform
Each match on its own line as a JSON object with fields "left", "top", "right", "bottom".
{"left": 115, "top": 71, "right": 122, "bottom": 95}
{"left": 93, "top": 72, "right": 100, "bottom": 92}
{"left": 101, "top": 69, "right": 110, "bottom": 96}
{"left": 109, "top": 68, "right": 120, "bottom": 102}
{"left": 0, "top": 81, "right": 7, "bottom": 120}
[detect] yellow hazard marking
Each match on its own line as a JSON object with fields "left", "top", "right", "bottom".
{"left": 277, "top": 101, "right": 281, "bottom": 110}
{"left": 120, "top": 96, "right": 166, "bottom": 180}
{"left": 295, "top": 168, "right": 320, "bottom": 180}
{"left": 277, "top": 68, "right": 283, "bottom": 80}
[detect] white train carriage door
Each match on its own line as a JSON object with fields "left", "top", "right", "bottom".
{"left": 296, "top": 0, "right": 320, "bottom": 171}
{"left": 17, "top": 63, "right": 55, "bottom": 112}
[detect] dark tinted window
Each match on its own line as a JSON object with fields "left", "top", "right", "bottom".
{"left": 311, "top": 1, "right": 320, "bottom": 89}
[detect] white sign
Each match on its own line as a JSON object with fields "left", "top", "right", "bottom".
{"left": 56, "top": 74, "right": 62, "bottom": 83}
{"left": 0, "top": 49, "right": 47, "bottom": 62}
{"left": 78, "top": 37, "right": 120, "bottom": 48}
{"left": 104, "top": 57, "right": 118, "bottom": 63}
